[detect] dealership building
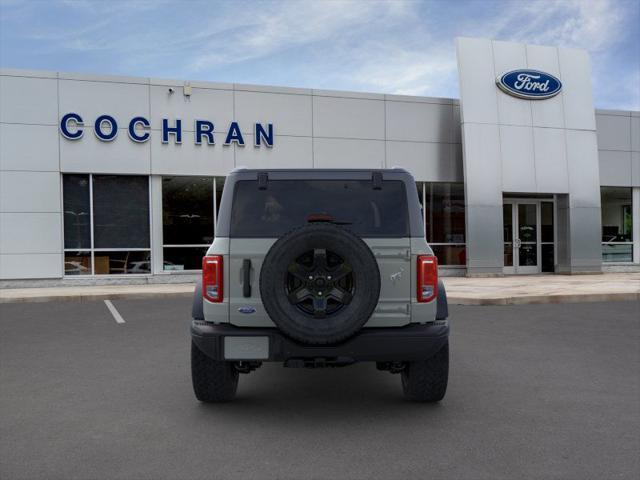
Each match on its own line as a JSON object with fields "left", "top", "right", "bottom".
{"left": 0, "top": 37, "right": 639, "bottom": 284}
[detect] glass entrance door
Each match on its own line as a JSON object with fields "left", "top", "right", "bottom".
{"left": 503, "top": 200, "right": 553, "bottom": 274}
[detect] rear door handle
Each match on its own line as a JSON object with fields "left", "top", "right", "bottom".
{"left": 242, "top": 259, "right": 251, "bottom": 297}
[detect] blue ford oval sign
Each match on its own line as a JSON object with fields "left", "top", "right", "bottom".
{"left": 496, "top": 69, "right": 562, "bottom": 100}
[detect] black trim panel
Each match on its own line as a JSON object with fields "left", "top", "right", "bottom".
{"left": 191, "top": 321, "right": 449, "bottom": 363}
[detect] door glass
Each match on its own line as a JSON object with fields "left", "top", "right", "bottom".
{"left": 541, "top": 202, "right": 554, "bottom": 243}
{"left": 518, "top": 204, "right": 537, "bottom": 243}
{"left": 519, "top": 243, "right": 537, "bottom": 267}
{"left": 541, "top": 244, "right": 554, "bottom": 272}
{"left": 503, "top": 204, "right": 513, "bottom": 242}
{"left": 518, "top": 204, "right": 537, "bottom": 268}
{"left": 504, "top": 243, "right": 514, "bottom": 267}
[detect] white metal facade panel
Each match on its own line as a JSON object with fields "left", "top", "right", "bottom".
{"left": 0, "top": 75, "right": 58, "bottom": 125}
{"left": 558, "top": 47, "right": 597, "bottom": 131}
{"left": 385, "top": 101, "right": 453, "bottom": 143}
{"left": 492, "top": 40, "right": 532, "bottom": 127}
{"left": 0, "top": 212, "right": 62, "bottom": 254}
{"left": 313, "top": 138, "right": 385, "bottom": 168}
{"left": 500, "top": 125, "right": 536, "bottom": 192}
{"left": 0, "top": 124, "right": 59, "bottom": 171}
{"left": 632, "top": 152, "right": 640, "bottom": 186}
{"left": 61, "top": 130, "right": 151, "bottom": 174}
{"left": 235, "top": 136, "right": 313, "bottom": 169}
{"left": 59, "top": 79, "right": 150, "bottom": 125}
{"left": 598, "top": 150, "right": 633, "bottom": 187}
{"left": 0, "top": 171, "right": 60, "bottom": 212}
{"left": 0, "top": 253, "right": 63, "bottom": 279}
{"left": 566, "top": 130, "right": 601, "bottom": 207}
{"left": 596, "top": 114, "right": 632, "bottom": 151}
{"left": 312, "top": 96, "right": 385, "bottom": 139}
{"left": 149, "top": 85, "right": 234, "bottom": 133}
{"left": 526, "top": 44, "right": 565, "bottom": 129}
{"left": 385, "top": 141, "right": 462, "bottom": 182}
{"left": 533, "top": 127, "right": 569, "bottom": 193}
{"left": 455, "top": 38, "right": 499, "bottom": 125}
{"left": 632, "top": 116, "right": 640, "bottom": 152}
{"left": 234, "top": 91, "right": 312, "bottom": 137}
{"left": 460, "top": 122, "right": 502, "bottom": 206}
{"left": 150, "top": 133, "right": 234, "bottom": 176}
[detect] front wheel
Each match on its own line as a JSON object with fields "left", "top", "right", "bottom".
{"left": 401, "top": 340, "right": 449, "bottom": 402}
{"left": 191, "top": 341, "right": 239, "bottom": 402}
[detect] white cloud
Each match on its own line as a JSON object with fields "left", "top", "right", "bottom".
{"left": 188, "top": 0, "right": 413, "bottom": 72}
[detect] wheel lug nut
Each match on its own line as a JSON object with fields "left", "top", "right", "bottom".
{"left": 327, "top": 275, "right": 332, "bottom": 280}
{"left": 318, "top": 291, "right": 322, "bottom": 295}
{"left": 308, "top": 276, "right": 313, "bottom": 280}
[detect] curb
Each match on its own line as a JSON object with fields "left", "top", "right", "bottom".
{"left": 0, "top": 290, "right": 193, "bottom": 304}
{"left": 448, "top": 292, "right": 640, "bottom": 306}
{"left": 1, "top": 291, "right": 638, "bottom": 305}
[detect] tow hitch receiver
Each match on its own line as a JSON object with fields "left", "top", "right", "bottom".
{"left": 284, "top": 357, "right": 355, "bottom": 368}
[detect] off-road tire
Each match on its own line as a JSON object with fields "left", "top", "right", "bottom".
{"left": 191, "top": 341, "right": 239, "bottom": 402}
{"left": 401, "top": 340, "right": 449, "bottom": 402}
{"left": 260, "top": 223, "right": 380, "bottom": 345}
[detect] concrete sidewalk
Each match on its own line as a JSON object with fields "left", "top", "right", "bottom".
{"left": 1, "top": 273, "right": 638, "bottom": 305}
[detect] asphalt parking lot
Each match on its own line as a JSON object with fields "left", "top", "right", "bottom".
{"left": 1, "top": 299, "right": 638, "bottom": 480}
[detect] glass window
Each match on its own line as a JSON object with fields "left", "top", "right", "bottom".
{"left": 230, "top": 180, "right": 409, "bottom": 237}
{"left": 541, "top": 202, "right": 554, "bottom": 272}
{"left": 62, "top": 174, "right": 151, "bottom": 275}
{"left": 422, "top": 182, "right": 466, "bottom": 266}
{"left": 93, "top": 175, "right": 150, "bottom": 249}
{"left": 601, "top": 187, "right": 633, "bottom": 263}
{"left": 64, "top": 251, "right": 91, "bottom": 276}
{"left": 215, "top": 177, "right": 225, "bottom": 218}
{"left": 63, "top": 175, "right": 91, "bottom": 249}
{"left": 163, "top": 247, "right": 208, "bottom": 271}
{"left": 425, "top": 183, "right": 465, "bottom": 243}
{"left": 94, "top": 251, "right": 151, "bottom": 275}
{"left": 161, "top": 176, "right": 214, "bottom": 271}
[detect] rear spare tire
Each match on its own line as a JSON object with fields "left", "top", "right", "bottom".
{"left": 260, "top": 223, "right": 380, "bottom": 345}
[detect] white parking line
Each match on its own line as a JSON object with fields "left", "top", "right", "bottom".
{"left": 104, "top": 300, "right": 125, "bottom": 324}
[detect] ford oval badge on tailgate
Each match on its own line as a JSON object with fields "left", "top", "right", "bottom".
{"left": 238, "top": 306, "right": 256, "bottom": 314}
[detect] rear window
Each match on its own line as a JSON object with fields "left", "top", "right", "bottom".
{"left": 230, "top": 180, "right": 409, "bottom": 237}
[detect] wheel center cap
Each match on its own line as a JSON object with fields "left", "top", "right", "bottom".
{"left": 314, "top": 277, "right": 327, "bottom": 288}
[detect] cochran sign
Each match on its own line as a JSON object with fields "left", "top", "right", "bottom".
{"left": 59, "top": 113, "right": 274, "bottom": 147}
{"left": 496, "top": 69, "right": 562, "bottom": 100}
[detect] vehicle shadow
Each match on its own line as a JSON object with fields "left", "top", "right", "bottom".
{"left": 192, "top": 363, "right": 447, "bottom": 427}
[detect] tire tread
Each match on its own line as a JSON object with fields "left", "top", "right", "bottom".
{"left": 191, "top": 341, "right": 239, "bottom": 402}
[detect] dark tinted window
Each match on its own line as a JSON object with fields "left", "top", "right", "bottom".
{"left": 162, "top": 176, "right": 214, "bottom": 245}
{"left": 93, "top": 175, "right": 150, "bottom": 248}
{"left": 425, "top": 183, "right": 465, "bottom": 243}
{"left": 63, "top": 175, "right": 91, "bottom": 249}
{"left": 230, "top": 180, "right": 409, "bottom": 237}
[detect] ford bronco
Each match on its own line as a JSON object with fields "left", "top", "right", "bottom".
{"left": 191, "top": 169, "right": 449, "bottom": 402}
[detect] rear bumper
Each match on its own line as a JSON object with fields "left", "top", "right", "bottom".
{"left": 191, "top": 321, "right": 449, "bottom": 363}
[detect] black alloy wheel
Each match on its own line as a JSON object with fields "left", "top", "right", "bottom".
{"left": 286, "top": 248, "right": 354, "bottom": 318}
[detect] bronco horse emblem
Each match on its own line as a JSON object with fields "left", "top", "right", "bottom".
{"left": 390, "top": 268, "right": 404, "bottom": 284}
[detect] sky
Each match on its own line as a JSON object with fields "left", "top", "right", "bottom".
{"left": 1, "top": 0, "right": 639, "bottom": 110}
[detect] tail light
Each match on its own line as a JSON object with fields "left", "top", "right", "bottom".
{"left": 202, "top": 255, "right": 223, "bottom": 302}
{"left": 417, "top": 255, "right": 438, "bottom": 303}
